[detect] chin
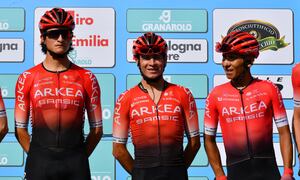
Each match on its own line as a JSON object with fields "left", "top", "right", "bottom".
{"left": 225, "top": 75, "right": 234, "bottom": 80}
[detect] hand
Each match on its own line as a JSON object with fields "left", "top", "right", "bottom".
{"left": 280, "top": 175, "right": 294, "bottom": 180}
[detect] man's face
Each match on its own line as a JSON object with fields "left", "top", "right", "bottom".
{"left": 41, "top": 28, "right": 73, "bottom": 55}
{"left": 138, "top": 53, "right": 166, "bottom": 82}
{"left": 222, "top": 53, "right": 248, "bottom": 80}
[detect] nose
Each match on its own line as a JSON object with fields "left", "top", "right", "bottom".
{"left": 222, "top": 58, "right": 231, "bottom": 68}
{"left": 148, "top": 58, "right": 155, "bottom": 65}
{"left": 57, "top": 34, "right": 64, "bottom": 41}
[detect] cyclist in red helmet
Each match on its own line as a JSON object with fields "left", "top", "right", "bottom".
{"left": 0, "top": 89, "right": 8, "bottom": 142}
{"left": 292, "top": 60, "right": 300, "bottom": 177}
{"left": 112, "top": 32, "right": 200, "bottom": 180}
{"left": 204, "top": 31, "right": 294, "bottom": 180}
{"left": 15, "top": 8, "right": 102, "bottom": 180}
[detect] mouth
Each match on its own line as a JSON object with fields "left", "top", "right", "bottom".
{"left": 224, "top": 69, "right": 233, "bottom": 75}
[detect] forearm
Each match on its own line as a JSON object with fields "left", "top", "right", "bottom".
{"left": 204, "top": 136, "right": 225, "bottom": 177}
{"left": 184, "top": 136, "right": 200, "bottom": 168}
{"left": 113, "top": 143, "right": 134, "bottom": 174}
{"left": 279, "top": 126, "right": 293, "bottom": 168}
{"left": 15, "top": 128, "right": 30, "bottom": 153}
{"left": 85, "top": 127, "right": 102, "bottom": 157}
{"left": 293, "top": 110, "right": 300, "bottom": 153}
{"left": 0, "top": 118, "right": 8, "bottom": 142}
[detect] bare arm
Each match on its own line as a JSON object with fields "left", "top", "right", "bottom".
{"left": 293, "top": 107, "right": 300, "bottom": 155}
{"left": 0, "top": 117, "right": 8, "bottom": 142}
{"left": 85, "top": 127, "right": 102, "bottom": 157}
{"left": 184, "top": 135, "right": 200, "bottom": 168}
{"left": 113, "top": 142, "right": 134, "bottom": 174}
{"left": 15, "top": 128, "right": 30, "bottom": 153}
{"left": 278, "top": 125, "right": 293, "bottom": 169}
{"left": 204, "top": 134, "right": 225, "bottom": 177}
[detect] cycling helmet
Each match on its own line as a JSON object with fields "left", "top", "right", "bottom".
{"left": 132, "top": 32, "right": 168, "bottom": 60}
{"left": 39, "top": 8, "right": 75, "bottom": 33}
{"left": 215, "top": 31, "right": 259, "bottom": 58}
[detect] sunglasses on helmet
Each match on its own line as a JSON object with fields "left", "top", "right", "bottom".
{"left": 44, "top": 29, "right": 72, "bottom": 39}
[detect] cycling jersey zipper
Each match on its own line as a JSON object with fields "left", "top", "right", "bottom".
{"left": 151, "top": 87, "right": 163, "bottom": 163}
{"left": 56, "top": 72, "right": 61, "bottom": 147}
{"left": 239, "top": 89, "right": 253, "bottom": 158}
{"left": 155, "top": 104, "right": 162, "bottom": 161}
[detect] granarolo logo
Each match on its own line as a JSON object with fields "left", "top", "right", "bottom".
{"left": 142, "top": 10, "right": 192, "bottom": 32}
{"left": 34, "top": 8, "right": 115, "bottom": 67}
{"left": 227, "top": 20, "right": 290, "bottom": 53}
{"left": 127, "top": 9, "right": 207, "bottom": 33}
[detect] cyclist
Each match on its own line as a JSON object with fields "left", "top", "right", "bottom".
{"left": 112, "top": 32, "right": 200, "bottom": 180}
{"left": 204, "top": 31, "right": 294, "bottom": 180}
{"left": 14, "top": 8, "right": 102, "bottom": 180}
{"left": 0, "top": 89, "right": 8, "bottom": 142}
{"left": 292, "top": 63, "right": 300, "bottom": 176}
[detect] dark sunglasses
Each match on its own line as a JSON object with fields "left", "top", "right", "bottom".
{"left": 44, "top": 29, "right": 72, "bottom": 39}
{"left": 140, "top": 53, "right": 164, "bottom": 60}
{"left": 139, "top": 45, "right": 162, "bottom": 55}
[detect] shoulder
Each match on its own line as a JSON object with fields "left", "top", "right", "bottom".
{"left": 209, "top": 82, "right": 231, "bottom": 96}
{"left": 71, "top": 64, "right": 98, "bottom": 86}
{"left": 292, "top": 63, "right": 300, "bottom": 76}
{"left": 168, "top": 83, "right": 192, "bottom": 95}
{"left": 254, "top": 79, "right": 281, "bottom": 95}
{"left": 17, "top": 64, "right": 42, "bottom": 82}
{"left": 255, "top": 79, "right": 277, "bottom": 89}
{"left": 116, "top": 85, "right": 139, "bottom": 104}
{"left": 71, "top": 64, "right": 94, "bottom": 78}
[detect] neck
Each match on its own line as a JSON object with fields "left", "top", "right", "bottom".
{"left": 141, "top": 77, "right": 165, "bottom": 91}
{"left": 231, "top": 70, "right": 253, "bottom": 89}
{"left": 43, "top": 53, "right": 71, "bottom": 72}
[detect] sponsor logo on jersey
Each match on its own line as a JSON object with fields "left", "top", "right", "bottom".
{"left": 17, "top": 71, "right": 31, "bottom": 111}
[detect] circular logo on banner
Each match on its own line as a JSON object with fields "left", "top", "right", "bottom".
{"left": 227, "top": 20, "right": 290, "bottom": 52}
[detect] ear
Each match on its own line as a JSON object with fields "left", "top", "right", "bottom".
{"left": 40, "top": 35, "right": 45, "bottom": 44}
{"left": 247, "top": 62, "right": 252, "bottom": 68}
{"left": 248, "top": 59, "right": 254, "bottom": 67}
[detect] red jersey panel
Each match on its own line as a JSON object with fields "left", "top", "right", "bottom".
{"left": 0, "top": 89, "right": 6, "bottom": 118}
{"left": 15, "top": 63, "right": 102, "bottom": 148}
{"left": 204, "top": 79, "right": 288, "bottom": 166}
{"left": 113, "top": 82, "right": 199, "bottom": 168}
{"left": 292, "top": 63, "right": 300, "bottom": 107}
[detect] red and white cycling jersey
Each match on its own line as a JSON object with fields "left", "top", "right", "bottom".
{"left": 292, "top": 63, "right": 300, "bottom": 108}
{"left": 15, "top": 63, "right": 102, "bottom": 148}
{"left": 113, "top": 82, "right": 199, "bottom": 168}
{"left": 204, "top": 79, "right": 288, "bottom": 166}
{"left": 0, "top": 89, "right": 6, "bottom": 118}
